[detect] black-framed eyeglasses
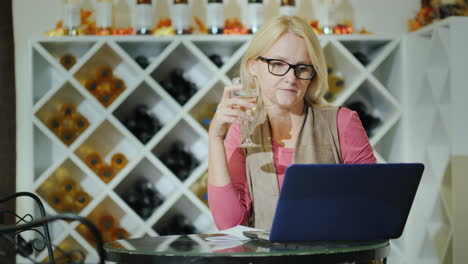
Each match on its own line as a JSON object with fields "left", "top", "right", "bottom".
{"left": 257, "top": 56, "right": 316, "bottom": 80}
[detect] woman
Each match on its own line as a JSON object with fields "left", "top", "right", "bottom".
{"left": 207, "top": 16, "right": 376, "bottom": 231}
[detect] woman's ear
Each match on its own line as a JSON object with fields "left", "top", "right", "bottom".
{"left": 247, "top": 59, "right": 258, "bottom": 76}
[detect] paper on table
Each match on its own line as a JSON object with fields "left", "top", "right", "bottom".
{"left": 204, "top": 225, "right": 264, "bottom": 242}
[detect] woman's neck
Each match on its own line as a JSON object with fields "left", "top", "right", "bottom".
{"left": 266, "top": 103, "right": 305, "bottom": 147}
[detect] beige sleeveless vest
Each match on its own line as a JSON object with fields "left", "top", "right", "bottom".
{"left": 243, "top": 105, "right": 342, "bottom": 230}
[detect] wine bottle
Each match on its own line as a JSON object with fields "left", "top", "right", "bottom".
{"left": 207, "top": 0, "right": 224, "bottom": 34}
{"left": 47, "top": 117, "right": 63, "bottom": 134}
{"left": 60, "top": 178, "right": 78, "bottom": 194}
{"left": 96, "top": 0, "right": 114, "bottom": 35}
{"left": 173, "top": 0, "right": 191, "bottom": 35}
{"left": 59, "top": 53, "right": 77, "bottom": 70}
{"left": 279, "top": 0, "right": 296, "bottom": 16}
{"left": 54, "top": 166, "right": 71, "bottom": 182}
{"left": 318, "top": 0, "right": 338, "bottom": 35}
{"left": 74, "top": 114, "right": 89, "bottom": 133}
{"left": 48, "top": 191, "right": 75, "bottom": 213}
{"left": 111, "top": 153, "right": 128, "bottom": 170}
{"left": 63, "top": 0, "right": 81, "bottom": 35}
{"left": 73, "top": 191, "right": 91, "bottom": 212}
{"left": 60, "top": 128, "right": 77, "bottom": 145}
{"left": 98, "top": 165, "right": 116, "bottom": 183}
{"left": 85, "top": 79, "right": 100, "bottom": 96}
{"left": 111, "top": 78, "right": 126, "bottom": 95}
{"left": 97, "top": 65, "right": 113, "bottom": 81}
{"left": 247, "top": 0, "right": 264, "bottom": 34}
{"left": 208, "top": 54, "right": 223, "bottom": 67}
{"left": 85, "top": 153, "right": 103, "bottom": 172}
{"left": 135, "top": 55, "right": 150, "bottom": 69}
{"left": 135, "top": 0, "right": 153, "bottom": 35}
{"left": 59, "top": 103, "right": 77, "bottom": 118}
{"left": 111, "top": 227, "right": 129, "bottom": 240}
{"left": 98, "top": 214, "right": 115, "bottom": 231}
{"left": 98, "top": 92, "right": 115, "bottom": 107}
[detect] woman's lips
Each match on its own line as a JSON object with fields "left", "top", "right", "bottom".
{"left": 278, "top": 89, "right": 297, "bottom": 93}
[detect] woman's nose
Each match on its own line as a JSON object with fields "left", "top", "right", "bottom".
{"left": 284, "top": 67, "right": 297, "bottom": 82}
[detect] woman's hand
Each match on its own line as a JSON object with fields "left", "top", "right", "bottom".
{"left": 208, "top": 83, "right": 255, "bottom": 140}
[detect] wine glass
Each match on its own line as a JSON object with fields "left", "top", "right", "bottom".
{"left": 231, "top": 77, "right": 260, "bottom": 148}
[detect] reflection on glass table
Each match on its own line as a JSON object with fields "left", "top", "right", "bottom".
{"left": 105, "top": 234, "right": 389, "bottom": 264}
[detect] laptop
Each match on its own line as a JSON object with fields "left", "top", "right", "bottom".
{"left": 245, "top": 163, "right": 424, "bottom": 242}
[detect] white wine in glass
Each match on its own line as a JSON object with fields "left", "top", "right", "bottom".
{"left": 231, "top": 77, "right": 259, "bottom": 148}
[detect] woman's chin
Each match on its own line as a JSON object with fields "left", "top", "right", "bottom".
{"left": 276, "top": 99, "right": 299, "bottom": 109}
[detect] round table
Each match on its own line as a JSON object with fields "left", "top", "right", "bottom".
{"left": 104, "top": 234, "right": 389, "bottom": 264}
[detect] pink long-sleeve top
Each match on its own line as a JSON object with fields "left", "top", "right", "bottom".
{"left": 208, "top": 107, "right": 377, "bottom": 230}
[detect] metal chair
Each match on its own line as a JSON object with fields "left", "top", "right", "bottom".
{"left": 0, "top": 192, "right": 54, "bottom": 262}
{"left": 0, "top": 192, "right": 105, "bottom": 264}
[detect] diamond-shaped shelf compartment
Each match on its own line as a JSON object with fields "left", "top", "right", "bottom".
{"left": 152, "top": 120, "right": 207, "bottom": 183}
{"left": 33, "top": 124, "right": 67, "bottom": 180}
{"left": 32, "top": 46, "right": 65, "bottom": 104}
{"left": 192, "top": 39, "right": 245, "bottom": 70}
{"left": 339, "top": 39, "right": 392, "bottom": 68}
{"left": 74, "top": 43, "right": 140, "bottom": 108}
{"left": 151, "top": 43, "right": 216, "bottom": 106}
{"left": 113, "top": 82, "right": 179, "bottom": 145}
{"left": 373, "top": 120, "right": 402, "bottom": 162}
{"left": 36, "top": 159, "right": 103, "bottom": 214}
{"left": 343, "top": 79, "right": 399, "bottom": 144}
{"left": 75, "top": 121, "right": 140, "bottom": 184}
{"left": 115, "top": 40, "right": 171, "bottom": 70}
{"left": 153, "top": 194, "right": 213, "bottom": 235}
{"left": 189, "top": 80, "right": 224, "bottom": 131}
{"left": 189, "top": 170, "right": 208, "bottom": 207}
{"left": 372, "top": 44, "right": 402, "bottom": 100}
{"left": 41, "top": 235, "right": 89, "bottom": 264}
{"left": 77, "top": 196, "right": 143, "bottom": 245}
{"left": 35, "top": 82, "right": 102, "bottom": 147}
{"left": 323, "top": 41, "right": 365, "bottom": 104}
{"left": 39, "top": 40, "right": 97, "bottom": 72}
{"left": 114, "top": 158, "right": 178, "bottom": 221}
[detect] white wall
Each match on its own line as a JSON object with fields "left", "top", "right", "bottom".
{"left": 12, "top": 0, "right": 419, "bottom": 187}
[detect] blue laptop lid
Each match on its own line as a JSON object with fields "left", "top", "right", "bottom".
{"left": 269, "top": 163, "right": 424, "bottom": 242}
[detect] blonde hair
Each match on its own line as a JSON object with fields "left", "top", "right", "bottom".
{"left": 240, "top": 15, "right": 329, "bottom": 107}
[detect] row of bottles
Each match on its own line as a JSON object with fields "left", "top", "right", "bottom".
{"left": 124, "top": 104, "right": 162, "bottom": 144}
{"left": 122, "top": 178, "right": 163, "bottom": 219}
{"left": 156, "top": 213, "right": 197, "bottom": 235}
{"left": 77, "top": 212, "right": 129, "bottom": 245}
{"left": 160, "top": 68, "right": 197, "bottom": 105}
{"left": 160, "top": 141, "right": 199, "bottom": 181}
{"left": 82, "top": 66, "right": 127, "bottom": 107}
{"left": 60, "top": 0, "right": 301, "bottom": 36}
{"left": 37, "top": 167, "right": 92, "bottom": 214}
{"left": 46, "top": 103, "right": 89, "bottom": 146}
{"left": 84, "top": 152, "right": 128, "bottom": 183}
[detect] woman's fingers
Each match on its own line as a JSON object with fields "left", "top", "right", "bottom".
{"left": 221, "top": 108, "right": 255, "bottom": 122}
{"left": 223, "top": 98, "right": 256, "bottom": 109}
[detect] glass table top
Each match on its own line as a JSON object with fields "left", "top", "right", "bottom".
{"left": 104, "top": 234, "right": 389, "bottom": 257}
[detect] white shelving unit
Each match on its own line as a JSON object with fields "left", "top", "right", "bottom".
{"left": 395, "top": 17, "right": 468, "bottom": 264}
{"left": 20, "top": 34, "right": 403, "bottom": 262}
